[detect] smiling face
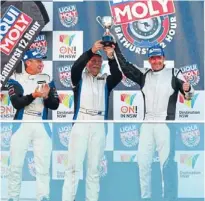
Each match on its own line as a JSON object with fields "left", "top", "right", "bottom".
{"left": 148, "top": 56, "right": 165, "bottom": 71}
{"left": 25, "top": 59, "right": 44, "bottom": 74}
{"left": 86, "top": 55, "right": 103, "bottom": 76}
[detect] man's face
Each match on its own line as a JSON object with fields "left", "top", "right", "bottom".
{"left": 87, "top": 55, "right": 103, "bottom": 76}
{"left": 25, "top": 59, "right": 44, "bottom": 74}
{"left": 148, "top": 56, "right": 165, "bottom": 71}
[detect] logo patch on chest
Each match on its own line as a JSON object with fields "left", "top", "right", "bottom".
{"left": 97, "top": 77, "right": 105, "bottom": 80}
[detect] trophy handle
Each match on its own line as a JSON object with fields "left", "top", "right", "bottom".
{"left": 96, "top": 16, "right": 104, "bottom": 28}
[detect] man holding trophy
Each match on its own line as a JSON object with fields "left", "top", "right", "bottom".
{"left": 7, "top": 48, "right": 59, "bottom": 201}
{"left": 62, "top": 17, "right": 122, "bottom": 201}
{"left": 100, "top": 16, "right": 194, "bottom": 201}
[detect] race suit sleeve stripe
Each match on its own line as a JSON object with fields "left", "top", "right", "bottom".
{"left": 106, "top": 58, "right": 123, "bottom": 91}
{"left": 175, "top": 77, "right": 185, "bottom": 95}
{"left": 71, "top": 48, "right": 95, "bottom": 87}
{"left": 7, "top": 79, "right": 35, "bottom": 110}
{"left": 44, "top": 81, "right": 60, "bottom": 110}
{"left": 104, "top": 84, "right": 109, "bottom": 120}
{"left": 114, "top": 43, "right": 144, "bottom": 86}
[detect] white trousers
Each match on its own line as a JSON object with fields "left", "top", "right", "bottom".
{"left": 138, "top": 123, "right": 170, "bottom": 199}
{"left": 62, "top": 122, "right": 106, "bottom": 201}
{"left": 8, "top": 123, "right": 52, "bottom": 201}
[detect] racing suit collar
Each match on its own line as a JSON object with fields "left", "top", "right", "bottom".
{"left": 22, "top": 70, "right": 31, "bottom": 78}
{"left": 85, "top": 67, "right": 103, "bottom": 78}
{"left": 23, "top": 70, "right": 42, "bottom": 81}
{"left": 151, "top": 64, "right": 165, "bottom": 73}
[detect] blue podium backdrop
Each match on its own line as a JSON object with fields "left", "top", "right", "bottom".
{"left": 1, "top": 0, "right": 204, "bottom": 121}
{"left": 1, "top": 122, "right": 204, "bottom": 200}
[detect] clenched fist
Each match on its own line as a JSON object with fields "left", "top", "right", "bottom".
{"left": 183, "top": 82, "right": 190, "bottom": 92}
{"left": 91, "top": 40, "right": 104, "bottom": 54}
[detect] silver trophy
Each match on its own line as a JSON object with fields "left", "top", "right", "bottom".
{"left": 96, "top": 16, "right": 115, "bottom": 46}
{"left": 28, "top": 74, "right": 50, "bottom": 92}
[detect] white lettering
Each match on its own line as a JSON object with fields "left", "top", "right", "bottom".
{"left": 157, "top": 0, "right": 169, "bottom": 13}
{"left": 17, "top": 14, "right": 29, "bottom": 25}
{"left": 132, "top": 2, "right": 148, "bottom": 19}
{"left": 8, "top": 28, "right": 20, "bottom": 41}
{"left": 0, "top": 38, "right": 14, "bottom": 52}
{"left": 115, "top": 6, "right": 132, "bottom": 22}
{"left": 147, "top": 0, "right": 159, "bottom": 15}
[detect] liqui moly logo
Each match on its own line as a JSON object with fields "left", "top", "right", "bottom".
{"left": 30, "top": 34, "right": 47, "bottom": 56}
{"left": 58, "top": 5, "right": 78, "bottom": 28}
{"left": 120, "top": 124, "right": 139, "bottom": 147}
{"left": 110, "top": 0, "right": 175, "bottom": 24}
{"left": 109, "top": 0, "right": 177, "bottom": 54}
{"left": 0, "top": 6, "right": 33, "bottom": 55}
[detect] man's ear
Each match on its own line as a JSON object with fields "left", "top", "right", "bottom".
{"left": 25, "top": 60, "right": 30, "bottom": 68}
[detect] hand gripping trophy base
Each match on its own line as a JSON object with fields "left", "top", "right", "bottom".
{"left": 101, "top": 35, "right": 115, "bottom": 47}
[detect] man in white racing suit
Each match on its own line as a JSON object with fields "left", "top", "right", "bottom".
{"left": 111, "top": 44, "right": 194, "bottom": 201}
{"left": 7, "top": 49, "right": 59, "bottom": 201}
{"left": 62, "top": 41, "right": 122, "bottom": 201}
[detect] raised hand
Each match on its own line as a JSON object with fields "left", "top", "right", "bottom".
{"left": 183, "top": 82, "right": 190, "bottom": 92}
{"left": 103, "top": 44, "right": 115, "bottom": 59}
{"left": 91, "top": 40, "right": 104, "bottom": 54}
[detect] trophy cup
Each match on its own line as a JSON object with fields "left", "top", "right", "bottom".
{"left": 29, "top": 74, "right": 50, "bottom": 92}
{"left": 96, "top": 16, "right": 115, "bottom": 47}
